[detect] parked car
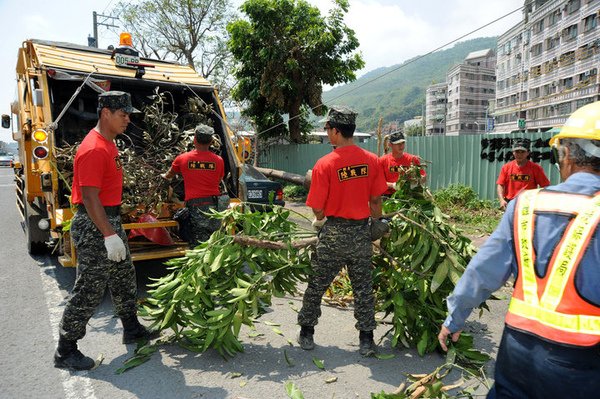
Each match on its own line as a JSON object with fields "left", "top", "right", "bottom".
{"left": 240, "top": 164, "right": 285, "bottom": 208}
{"left": 0, "top": 155, "right": 13, "bottom": 167}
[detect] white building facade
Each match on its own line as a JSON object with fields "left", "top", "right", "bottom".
{"left": 425, "top": 83, "right": 447, "bottom": 135}
{"left": 445, "top": 49, "right": 497, "bottom": 135}
{"left": 494, "top": 0, "right": 600, "bottom": 132}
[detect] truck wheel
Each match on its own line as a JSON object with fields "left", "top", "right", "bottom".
{"left": 24, "top": 197, "right": 50, "bottom": 255}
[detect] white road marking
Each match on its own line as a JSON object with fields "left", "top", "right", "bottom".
{"left": 38, "top": 259, "right": 98, "bottom": 399}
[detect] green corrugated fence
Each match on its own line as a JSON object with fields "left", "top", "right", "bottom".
{"left": 257, "top": 132, "right": 561, "bottom": 201}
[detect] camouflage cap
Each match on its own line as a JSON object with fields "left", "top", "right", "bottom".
{"left": 98, "top": 91, "right": 140, "bottom": 113}
{"left": 194, "top": 124, "right": 214, "bottom": 142}
{"left": 389, "top": 131, "right": 406, "bottom": 144}
{"left": 512, "top": 138, "right": 530, "bottom": 151}
{"left": 319, "top": 106, "right": 357, "bottom": 125}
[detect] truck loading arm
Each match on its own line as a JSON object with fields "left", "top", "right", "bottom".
{"left": 48, "top": 68, "right": 98, "bottom": 131}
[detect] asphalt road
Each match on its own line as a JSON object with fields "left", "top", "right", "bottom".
{"left": 0, "top": 167, "right": 509, "bottom": 399}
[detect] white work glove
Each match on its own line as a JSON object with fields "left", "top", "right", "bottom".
{"left": 312, "top": 217, "right": 326, "bottom": 231}
{"left": 104, "top": 234, "right": 127, "bottom": 262}
{"left": 160, "top": 173, "right": 171, "bottom": 181}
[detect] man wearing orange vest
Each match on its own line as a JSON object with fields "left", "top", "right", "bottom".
{"left": 438, "top": 101, "right": 600, "bottom": 399}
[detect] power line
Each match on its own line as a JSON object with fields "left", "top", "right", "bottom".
{"left": 254, "top": 4, "right": 525, "bottom": 138}
{"left": 102, "top": 0, "right": 117, "bottom": 15}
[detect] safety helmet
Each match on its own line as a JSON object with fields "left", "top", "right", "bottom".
{"left": 549, "top": 101, "right": 600, "bottom": 147}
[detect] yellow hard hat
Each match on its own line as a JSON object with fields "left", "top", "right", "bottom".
{"left": 549, "top": 101, "right": 600, "bottom": 147}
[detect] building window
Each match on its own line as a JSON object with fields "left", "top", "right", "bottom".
{"left": 567, "top": 0, "right": 581, "bottom": 14}
{"left": 584, "top": 14, "right": 598, "bottom": 32}
{"left": 576, "top": 97, "right": 594, "bottom": 108}
{"left": 548, "top": 10, "right": 561, "bottom": 26}
{"left": 533, "top": 19, "right": 544, "bottom": 33}
{"left": 546, "top": 35, "right": 559, "bottom": 50}
{"left": 529, "top": 109, "right": 537, "bottom": 120}
{"left": 543, "top": 83, "right": 557, "bottom": 95}
{"left": 562, "top": 77, "right": 574, "bottom": 89}
{"left": 558, "top": 102, "right": 572, "bottom": 115}
{"left": 531, "top": 43, "right": 543, "bottom": 56}
{"left": 562, "top": 24, "right": 578, "bottom": 41}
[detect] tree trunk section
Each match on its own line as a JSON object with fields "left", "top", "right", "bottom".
{"left": 288, "top": 100, "right": 302, "bottom": 143}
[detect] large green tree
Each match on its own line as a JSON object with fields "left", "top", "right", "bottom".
{"left": 227, "top": 0, "right": 364, "bottom": 142}
{"left": 113, "top": 0, "right": 235, "bottom": 96}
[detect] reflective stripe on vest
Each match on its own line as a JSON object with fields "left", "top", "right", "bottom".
{"left": 507, "top": 189, "right": 600, "bottom": 346}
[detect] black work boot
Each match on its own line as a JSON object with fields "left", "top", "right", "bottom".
{"left": 359, "top": 330, "right": 377, "bottom": 357}
{"left": 122, "top": 316, "right": 160, "bottom": 344}
{"left": 54, "top": 337, "right": 95, "bottom": 371}
{"left": 297, "top": 326, "right": 315, "bottom": 350}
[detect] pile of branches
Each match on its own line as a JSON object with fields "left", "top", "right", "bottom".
{"left": 54, "top": 90, "right": 216, "bottom": 220}
{"left": 373, "top": 165, "right": 479, "bottom": 355}
{"left": 139, "top": 205, "right": 314, "bottom": 357}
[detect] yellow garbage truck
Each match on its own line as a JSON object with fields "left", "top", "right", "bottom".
{"left": 4, "top": 37, "right": 283, "bottom": 266}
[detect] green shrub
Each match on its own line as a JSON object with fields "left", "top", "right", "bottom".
{"left": 433, "top": 184, "right": 479, "bottom": 207}
{"left": 434, "top": 184, "right": 502, "bottom": 235}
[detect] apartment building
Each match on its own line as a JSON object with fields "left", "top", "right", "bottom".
{"left": 494, "top": 0, "right": 600, "bottom": 132}
{"left": 425, "top": 83, "right": 447, "bottom": 135}
{"left": 445, "top": 49, "right": 497, "bottom": 135}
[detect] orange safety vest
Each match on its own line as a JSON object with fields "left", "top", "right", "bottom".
{"left": 506, "top": 188, "right": 600, "bottom": 347}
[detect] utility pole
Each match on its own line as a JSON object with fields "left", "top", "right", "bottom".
{"left": 377, "top": 117, "right": 383, "bottom": 156}
{"left": 421, "top": 103, "right": 425, "bottom": 136}
{"left": 90, "top": 11, "right": 119, "bottom": 48}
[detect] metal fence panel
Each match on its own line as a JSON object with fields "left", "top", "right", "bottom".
{"left": 258, "top": 132, "right": 560, "bottom": 201}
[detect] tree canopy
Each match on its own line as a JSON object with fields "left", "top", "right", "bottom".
{"left": 227, "top": 0, "right": 364, "bottom": 142}
{"left": 113, "top": 0, "right": 235, "bottom": 96}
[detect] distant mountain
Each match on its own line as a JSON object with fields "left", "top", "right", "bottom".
{"left": 322, "top": 37, "right": 498, "bottom": 131}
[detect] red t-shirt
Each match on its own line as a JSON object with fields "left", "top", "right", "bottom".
{"left": 379, "top": 152, "right": 426, "bottom": 194}
{"left": 171, "top": 150, "right": 224, "bottom": 201}
{"left": 306, "top": 145, "right": 387, "bottom": 220}
{"left": 496, "top": 160, "right": 550, "bottom": 200}
{"left": 71, "top": 129, "right": 123, "bottom": 206}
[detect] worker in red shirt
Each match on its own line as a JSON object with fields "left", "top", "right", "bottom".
{"left": 496, "top": 139, "right": 550, "bottom": 209}
{"left": 55, "top": 91, "right": 158, "bottom": 371}
{"left": 297, "top": 106, "right": 388, "bottom": 357}
{"left": 162, "top": 124, "right": 224, "bottom": 247}
{"left": 379, "top": 131, "right": 426, "bottom": 195}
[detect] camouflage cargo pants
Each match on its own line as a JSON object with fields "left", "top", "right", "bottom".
{"left": 188, "top": 205, "right": 220, "bottom": 248}
{"left": 58, "top": 212, "right": 137, "bottom": 341}
{"left": 298, "top": 218, "right": 376, "bottom": 331}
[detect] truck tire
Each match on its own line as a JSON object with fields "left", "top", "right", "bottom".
{"left": 23, "top": 196, "right": 50, "bottom": 255}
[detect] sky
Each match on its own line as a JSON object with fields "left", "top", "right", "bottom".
{"left": 0, "top": 0, "right": 524, "bottom": 143}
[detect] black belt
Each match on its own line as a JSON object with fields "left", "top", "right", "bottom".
{"left": 186, "top": 196, "right": 217, "bottom": 207}
{"left": 327, "top": 216, "right": 369, "bottom": 226}
{"left": 76, "top": 204, "right": 121, "bottom": 217}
